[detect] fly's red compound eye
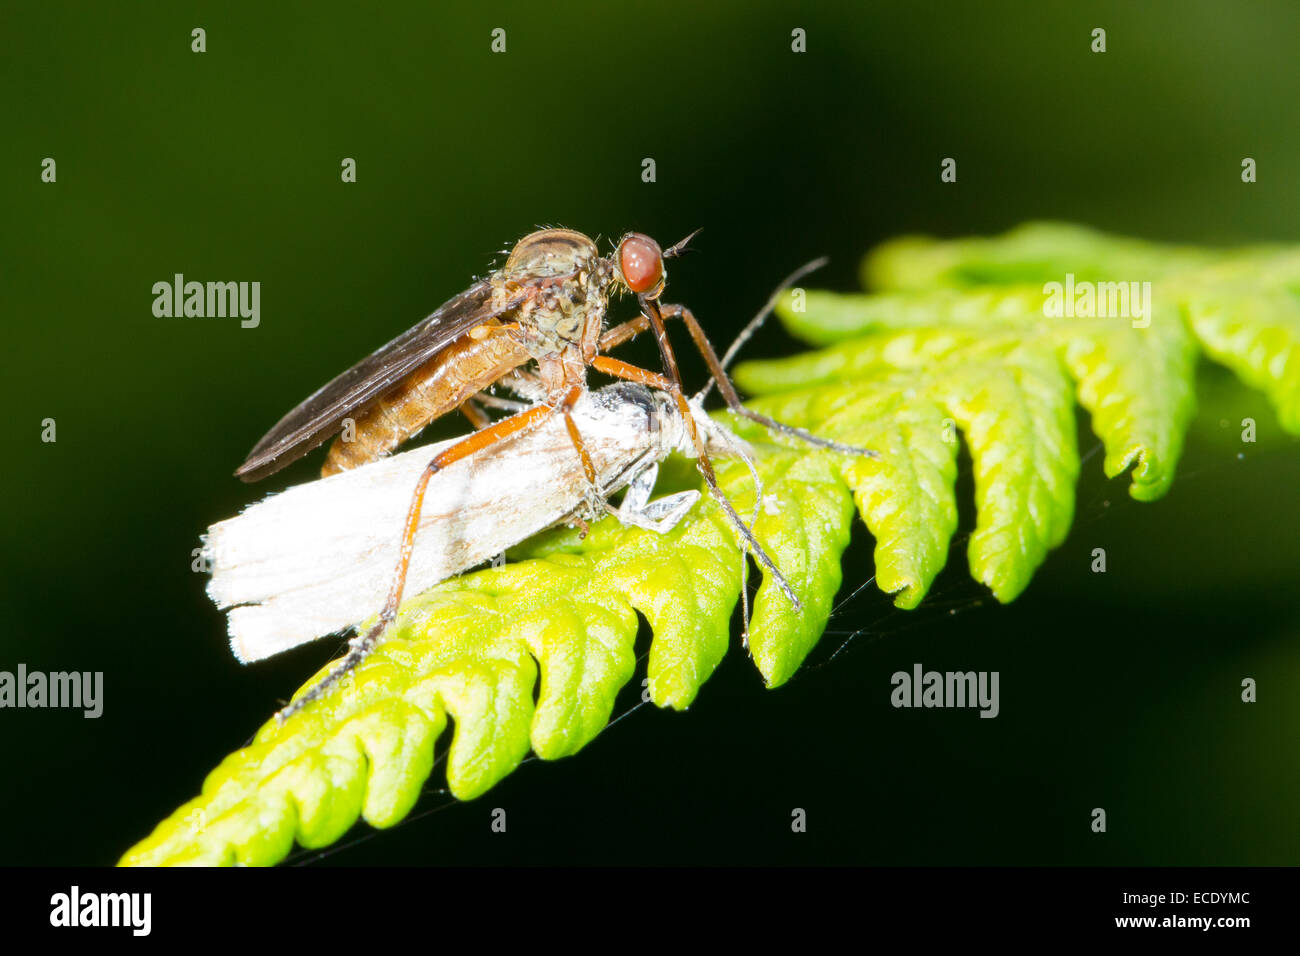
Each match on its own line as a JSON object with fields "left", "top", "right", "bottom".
{"left": 617, "top": 234, "right": 665, "bottom": 295}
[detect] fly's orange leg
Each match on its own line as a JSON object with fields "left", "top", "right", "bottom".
{"left": 558, "top": 385, "right": 598, "bottom": 487}
{"left": 592, "top": 329, "right": 801, "bottom": 610}
{"left": 607, "top": 302, "right": 876, "bottom": 460}
{"left": 591, "top": 355, "right": 713, "bottom": 485}
{"left": 556, "top": 384, "right": 601, "bottom": 538}
{"left": 276, "top": 402, "right": 554, "bottom": 721}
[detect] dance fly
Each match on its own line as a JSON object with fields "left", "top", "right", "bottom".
{"left": 229, "top": 229, "right": 868, "bottom": 718}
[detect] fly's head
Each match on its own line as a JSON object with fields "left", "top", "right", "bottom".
{"left": 612, "top": 233, "right": 667, "bottom": 301}
{"left": 611, "top": 228, "right": 699, "bottom": 322}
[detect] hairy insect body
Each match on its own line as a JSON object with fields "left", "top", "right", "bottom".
{"left": 324, "top": 229, "right": 615, "bottom": 475}
{"left": 323, "top": 326, "right": 530, "bottom": 475}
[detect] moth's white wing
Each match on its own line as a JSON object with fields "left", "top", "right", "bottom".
{"left": 206, "top": 387, "right": 669, "bottom": 663}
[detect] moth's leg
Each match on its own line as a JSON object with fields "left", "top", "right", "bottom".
{"left": 460, "top": 390, "right": 532, "bottom": 428}
{"left": 611, "top": 461, "right": 701, "bottom": 534}
{"left": 276, "top": 402, "right": 555, "bottom": 722}
{"left": 473, "top": 392, "right": 531, "bottom": 415}
{"left": 591, "top": 350, "right": 801, "bottom": 609}
{"left": 459, "top": 399, "right": 492, "bottom": 430}
{"left": 497, "top": 368, "right": 547, "bottom": 404}
{"left": 619, "top": 461, "right": 658, "bottom": 514}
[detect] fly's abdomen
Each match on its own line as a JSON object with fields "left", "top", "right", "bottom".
{"left": 322, "top": 328, "right": 531, "bottom": 476}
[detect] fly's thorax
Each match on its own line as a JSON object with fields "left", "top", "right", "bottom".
{"left": 529, "top": 268, "right": 610, "bottom": 357}
{"left": 498, "top": 229, "right": 614, "bottom": 357}
{"left": 503, "top": 228, "right": 599, "bottom": 278}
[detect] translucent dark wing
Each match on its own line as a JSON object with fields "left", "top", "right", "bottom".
{"left": 236, "top": 280, "right": 526, "bottom": 482}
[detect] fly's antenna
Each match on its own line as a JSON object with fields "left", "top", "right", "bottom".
{"left": 663, "top": 227, "right": 703, "bottom": 259}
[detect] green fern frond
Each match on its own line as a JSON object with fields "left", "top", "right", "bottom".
{"left": 859, "top": 221, "right": 1299, "bottom": 431}
{"left": 740, "top": 286, "right": 1196, "bottom": 505}
{"left": 121, "top": 222, "right": 1300, "bottom": 866}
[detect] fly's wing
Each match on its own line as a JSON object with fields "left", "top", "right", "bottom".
{"left": 235, "top": 280, "right": 528, "bottom": 482}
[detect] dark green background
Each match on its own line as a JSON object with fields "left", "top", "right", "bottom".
{"left": 2, "top": 1, "right": 1298, "bottom": 865}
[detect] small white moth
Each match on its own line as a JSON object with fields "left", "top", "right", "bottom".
{"left": 205, "top": 383, "right": 757, "bottom": 663}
